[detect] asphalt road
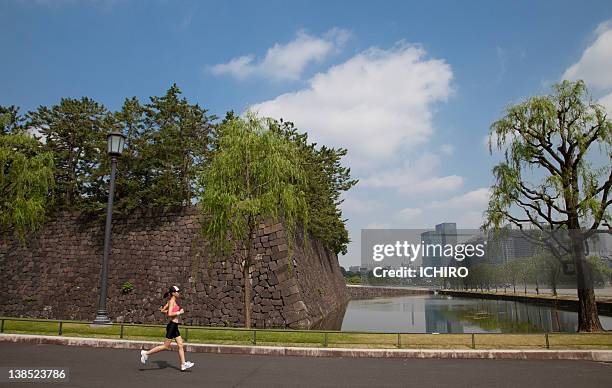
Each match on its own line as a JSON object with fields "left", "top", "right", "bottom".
{"left": 1, "top": 343, "right": 611, "bottom": 388}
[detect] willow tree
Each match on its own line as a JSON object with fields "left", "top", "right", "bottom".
{"left": 0, "top": 131, "right": 54, "bottom": 241}
{"left": 485, "top": 80, "right": 611, "bottom": 331}
{"left": 197, "top": 113, "right": 308, "bottom": 328}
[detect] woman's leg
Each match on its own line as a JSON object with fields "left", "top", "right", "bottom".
{"left": 146, "top": 339, "right": 172, "bottom": 355}
{"left": 175, "top": 336, "right": 186, "bottom": 364}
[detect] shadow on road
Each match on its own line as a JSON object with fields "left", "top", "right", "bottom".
{"left": 139, "top": 360, "right": 182, "bottom": 372}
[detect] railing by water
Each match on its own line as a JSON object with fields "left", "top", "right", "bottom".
{"left": 1, "top": 317, "right": 611, "bottom": 350}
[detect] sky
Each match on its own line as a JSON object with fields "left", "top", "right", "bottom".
{"left": 2, "top": 0, "right": 612, "bottom": 268}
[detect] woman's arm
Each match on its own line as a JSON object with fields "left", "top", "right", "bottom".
{"left": 159, "top": 302, "right": 169, "bottom": 313}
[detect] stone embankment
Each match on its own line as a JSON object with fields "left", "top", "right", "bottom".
{"left": 0, "top": 206, "right": 349, "bottom": 328}
{"left": 347, "top": 285, "right": 432, "bottom": 300}
{"left": 438, "top": 290, "right": 612, "bottom": 316}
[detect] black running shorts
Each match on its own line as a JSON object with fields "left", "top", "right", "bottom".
{"left": 165, "top": 321, "right": 180, "bottom": 339}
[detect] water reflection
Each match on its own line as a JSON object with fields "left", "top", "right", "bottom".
{"left": 333, "top": 295, "right": 612, "bottom": 333}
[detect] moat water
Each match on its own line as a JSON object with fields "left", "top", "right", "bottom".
{"left": 317, "top": 295, "right": 612, "bottom": 333}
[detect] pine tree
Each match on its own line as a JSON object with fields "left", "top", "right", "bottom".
{"left": 26, "top": 97, "right": 110, "bottom": 210}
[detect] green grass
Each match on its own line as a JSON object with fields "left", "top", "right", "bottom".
{"left": 2, "top": 318, "right": 611, "bottom": 350}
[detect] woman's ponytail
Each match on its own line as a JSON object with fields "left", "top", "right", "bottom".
{"left": 163, "top": 285, "right": 180, "bottom": 299}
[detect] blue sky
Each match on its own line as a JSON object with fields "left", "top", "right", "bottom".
{"left": 2, "top": 0, "right": 612, "bottom": 267}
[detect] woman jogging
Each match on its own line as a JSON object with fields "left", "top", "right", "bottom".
{"left": 140, "top": 285, "right": 194, "bottom": 371}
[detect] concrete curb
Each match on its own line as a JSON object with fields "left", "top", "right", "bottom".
{"left": 2, "top": 334, "right": 611, "bottom": 361}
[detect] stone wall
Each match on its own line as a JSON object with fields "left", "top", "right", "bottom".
{"left": 347, "top": 285, "right": 432, "bottom": 300}
{"left": 0, "top": 207, "right": 349, "bottom": 328}
{"left": 438, "top": 290, "right": 612, "bottom": 316}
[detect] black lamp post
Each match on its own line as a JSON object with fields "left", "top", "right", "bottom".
{"left": 93, "top": 129, "right": 126, "bottom": 325}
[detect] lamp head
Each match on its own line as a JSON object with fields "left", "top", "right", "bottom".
{"left": 107, "top": 130, "right": 126, "bottom": 156}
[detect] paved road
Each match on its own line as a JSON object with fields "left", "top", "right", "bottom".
{"left": 1, "top": 343, "right": 611, "bottom": 388}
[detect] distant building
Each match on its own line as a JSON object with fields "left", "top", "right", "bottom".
{"left": 437, "top": 223, "right": 457, "bottom": 267}
{"left": 485, "top": 226, "right": 540, "bottom": 265}
{"left": 421, "top": 223, "right": 457, "bottom": 268}
{"left": 421, "top": 230, "right": 442, "bottom": 267}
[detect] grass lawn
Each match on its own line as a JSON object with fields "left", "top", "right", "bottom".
{"left": 2, "top": 318, "right": 611, "bottom": 350}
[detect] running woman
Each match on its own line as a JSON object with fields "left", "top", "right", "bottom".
{"left": 140, "top": 285, "right": 194, "bottom": 371}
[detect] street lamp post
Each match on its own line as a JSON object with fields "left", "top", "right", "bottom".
{"left": 93, "top": 129, "right": 126, "bottom": 325}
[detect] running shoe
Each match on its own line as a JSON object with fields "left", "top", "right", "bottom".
{"left": 181, "top": 361, "right": 194, "bottom": 371}
{"left": 140, "top": 350, "right": 148, "bottom": 364}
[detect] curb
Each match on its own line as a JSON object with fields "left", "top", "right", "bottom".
{"left": 2, "top": 334, "right": 612, "bottom": 361}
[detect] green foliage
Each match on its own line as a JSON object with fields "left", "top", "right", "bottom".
{"left": 120, "top": 281, "right": 134, "bottom": 294}
{"left": 484, "top": 80, "right": 611, "bottom": 330}
{"left": 197, "top": 112, "right": 309, "bottom": 265}
{"left": 137, "top": 84, "right": 215, "bottom": 207}
{"left": 2, "top": 87, "right": 354, "bottom": 262}
{"left": 467, "top": 263, "right": 497, "bottom": 291}
{"left": 485, "top": 80, "right": 612, "bottom": 232}
{"left": 0, "top": 132, "right": 54, "bottom": 240}
{"left": 90, "top": 85, "right": 216, "bottom": 214}
{"left": 463, "top": 253, "right": 609, "bottom": 294}
{"left": 533, "top": 252, "right": 564, "bottom": 294}
{"left": 20, "top": 86, "right": 215, "bottom": 216}
{"left": 270, "top": 119, "right": 357, "bottom": 255}
{"left": 587, "top": 255, "right": 612, "bottom": 285}
{"left": 26, "top": 97, "right": 110, "bottom": 210}
{"left": 0, "top": 105, "right": 24, "bottom": 135}
{"left": 104, "top": 96, "right": 147, "bottom": 213}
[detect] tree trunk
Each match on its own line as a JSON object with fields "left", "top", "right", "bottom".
{"left": 571, "top": 230, "right": 603, "bottom": 332}
{"left": 243, "top": 258, "right": 252, "bottom": 329}
{"left": 243, "top": 224, "right": 255, "bottom": 329}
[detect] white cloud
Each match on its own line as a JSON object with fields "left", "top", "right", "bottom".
{"left": 440, "top": 143, "right": 454, "bottom": 156}
{"left": 562, "top": 20, "right": 612, "bottom": 125}
{"left": 397, "top": 207, "right": 423, "bottom": 220}
{"left": 428, "top": 188, "right": 491, "bottom": 210}
{"left": 563, "top": 20, "right": 612, "bottom": 90}
{"left": 210, "top": 28, "right": 349, "bottom": 81}
{"left": 483, "top": 130, "right": 518, "bottom": 153}
{"left": 359, "top": 153, "right": 463, "bottom": 195}
{"left": 388, "top": 187, "right": 491, "bottom": 228}
{"left": 361, "top": 172, "right": 463, "bottom": 195}
{"left": 453, "top": 210, "right": 487, "bottom": 228}
{"left": 495, "top": 46, "right": 507, "bottom": 83}
{"left": 251, "top": 42, "right": 453, "bottom": 167}
{"left": 599, "top": 91, "right": 612, "bottom": 115}
{"left": 26, "top": 125, "right": 48, "bottom": 144}
{"left": 482, "top": 134, "right": 491, "bottom": 150}
{"left": 341, "top": 196, "right": 382, "bottom": 215}
{"left": 364, "top": 222, "right": 391, "bottom": 229}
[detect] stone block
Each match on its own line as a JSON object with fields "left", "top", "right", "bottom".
{"left": 284, "top": 293, "right": 300, "bottom": 305}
